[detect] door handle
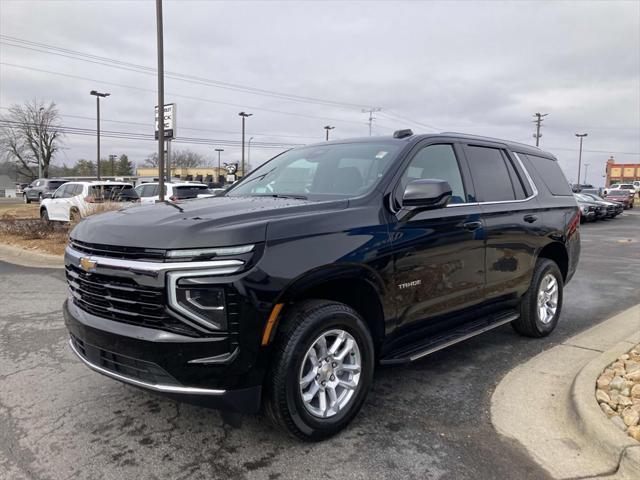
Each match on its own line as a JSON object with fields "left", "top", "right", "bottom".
{"left": 463, "top": 221, "right": 482, "bottom": 231}
{"left": 524, "top": 214, "right": 538, "bottom": 223}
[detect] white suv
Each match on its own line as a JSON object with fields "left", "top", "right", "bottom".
{"left": 134, "top": 182, "right": 215, "bottom": 205}
{"left": 40, "top": 181, "right": 138, "bottom": 222}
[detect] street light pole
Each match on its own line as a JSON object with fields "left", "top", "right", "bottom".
{"left": 247, "top": 136, "right": 254, "bottom": 172}
{"left": 238, "top": 111, "right": 252, "bottom": 178}
{"left": 90, "top": 90, "right": 110, "bottom": 180}
{"left": 324, "top": 125, "right": 335, "bottom": 141}
{"left": 155, "top": 0, "right": 165, "bottom": 201}
{"left": 583, "top": 163, "right": 590, "bottom": 185}
{"left": 215, "top": 148, "right": 224, "bottom": 184}
{"left": 575, "top": 133, "right": 588, "bottom": 184}
{"left": 38, "top": 106, "right": 44, "bottom": 178}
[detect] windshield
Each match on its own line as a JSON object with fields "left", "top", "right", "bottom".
{"left": 227, "top": 142, "right": 401, "bottom": 200}
{"left": 581, "top": 193, "right": 602, "bottom": 202}
{"left": 48, "top": 181, "right": 67, "bottom": 189}
{"left": 608, "top": 190, "right": 628, "bottom": 196}
{"left": 575, "top": 194, "right": 593, "bottom": 203}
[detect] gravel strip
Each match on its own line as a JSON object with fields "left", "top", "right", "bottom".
{"left": 596, "top": 343, "right": 640, "bottom": 441}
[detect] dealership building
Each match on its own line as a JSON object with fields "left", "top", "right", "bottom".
{"left": 605, "top": 156, "right": 640, "bottom": 186}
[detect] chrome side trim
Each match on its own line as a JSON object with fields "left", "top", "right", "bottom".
{"left": 65, "top": 246, "right": 244, "bottom": 274}
{"left": 68, "top": 339, "right": 226, "bottom": 395}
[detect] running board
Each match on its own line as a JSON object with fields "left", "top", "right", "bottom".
{"left": 380, "top": 311, "right": 519, "bottom": 365}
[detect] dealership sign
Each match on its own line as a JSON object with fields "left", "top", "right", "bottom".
{"left": 155, "top": 103, "right": 177, "bottom": 139}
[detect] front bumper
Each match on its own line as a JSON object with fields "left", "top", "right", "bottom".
{"left": 581, "top": 211, "right": 596, "bottom": 221}
{"left": 64, "top": 299, "right": 262, "bottom": 413}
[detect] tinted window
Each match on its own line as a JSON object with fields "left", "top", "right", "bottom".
{"left": 399, "top": 144, "right": 466, "bottom": 204}
{"left": 521, "top": 154, "right": 572, "bottom": 196}
{"left": 47, "top": 180, "right": 67, "bottom": 190}
{"left": 504, "top": 154, "right": 528, "bottom": 199}
{"left": 465, "top": 146, "right": 516, "bottom": 202}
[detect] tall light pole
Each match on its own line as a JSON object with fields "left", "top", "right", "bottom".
{"left": 155, "top": 0, "right": 165, "bottom": 200}
{"left": 532, "top": 112, "right": 548, "bottom": 147}
{"left": 90, "top": 90, "right": 110, "bottom": 180}
{"left": 247, "top": 136, "right": 254, "bottom": 172}
{"left": 583, "top": 163, "right": 590, "bottom": 185}
{"left": 324, "top": 125, "right": 335, "bottom": 141}
{"left": 575, "top": 133, "right": 588, "bottom": 184}
{"left": 238, "top": 111, "right": 252, "bottom": 178}
{"left": 215, "top": 148, "right": 224, "bottom": 184}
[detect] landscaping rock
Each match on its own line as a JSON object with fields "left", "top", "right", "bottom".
{"left": 622, "top": 407, "right": 640, "bottom": 426}
{"left": 597, "top": 343, "right": 640, "bottom": 443}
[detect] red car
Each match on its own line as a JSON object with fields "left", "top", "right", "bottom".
{"left": 605, "top": 189, "right": 634, "bottom": 209}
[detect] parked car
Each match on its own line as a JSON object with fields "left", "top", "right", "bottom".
{"left": 40, "top": 181, "right": 139, "bottom": 222}
{"left": 23, "top": 178, "right": 68, "bottom": 203}
{"left": 575, "top": 193, "right": 619, "bottom": 218}
{"left": 64, "top": 131, "right": 580, "bottom": 440}
{"left": 578, "top": 192, "right": 623, "bottom": 217}
{"left": 604, "top": 183, "right": 637, "bottom": 196}
{"left": 604, "top": 189, "right": 635, "bottom": 209}
{"left": 574, "top": 194, "right": 603, "bottom": 222}
{"left": 134, "top": 182, "right": 215, "bottom": 205}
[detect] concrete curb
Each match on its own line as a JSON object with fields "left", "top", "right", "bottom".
{"left": 570, "top": 340, "right": 640, "bottom": 478}
{"left": 491, "top": 304, "right": 640, "bottom": 479}
{"left": 0, "top": 243, "right": 64, "bottom": 269}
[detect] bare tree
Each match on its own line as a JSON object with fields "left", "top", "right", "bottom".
{"left": 0, "top": 100, "right": 63, "bottom": 180}
{"left": 143, "top": 148, "right": 205, "bottom": 168}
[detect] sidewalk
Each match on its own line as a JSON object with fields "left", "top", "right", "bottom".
{"left": 0, "top": 243, "right": 64, "bottom": 268}
{"left": 491, "top": 305, "right": 640, "bottom": 479}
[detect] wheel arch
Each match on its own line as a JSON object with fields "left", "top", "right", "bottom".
{"left": 271, "top": 265, "right": 387, "bottom": 353}
{"left": 537, "top": 241, "right": 569, "bottom": 281}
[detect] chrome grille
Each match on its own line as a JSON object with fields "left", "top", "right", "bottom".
{"left": 66, "top": 264, "right": 200, "bottom": 336}
{"left": 69, "top": 239, "right": 166, "bottom": 262}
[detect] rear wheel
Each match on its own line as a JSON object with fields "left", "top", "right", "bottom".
{"left": 70, "top": 208, "right": 81, "bottom": 223}
{"left": 264, "top": 300, "right": 374, "bottom": 441}
{"left": 512, "top": 258, "right": 563, "bottom": 338}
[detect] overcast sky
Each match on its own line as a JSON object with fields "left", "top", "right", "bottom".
{"left": 1, "top": 0, "right": 639, "bottom": 185}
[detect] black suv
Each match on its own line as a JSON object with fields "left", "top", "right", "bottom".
{"left": 23, "top": 178, "right": 68, "bottom": 203}
{"left": 64, "top": 131, "right": 580, "bottom": 440}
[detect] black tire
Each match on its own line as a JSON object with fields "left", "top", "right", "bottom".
{"left": 70, "top": 208, "right": 80, "bottom": 223}
{"left": 24, "top": 194, "right": 31, "bottom": 204}
{"left": 512, "top": 258, "right": 563, "bottom": 338}
{"left": 40, "top": 208, "right": 50, "bottom": 222}
{"left": 264, "top": 299, "right": 374, "bottom": 441}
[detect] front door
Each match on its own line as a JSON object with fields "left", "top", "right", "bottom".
{"left": 389, "top": 142, "right": 485, "bottom": 333}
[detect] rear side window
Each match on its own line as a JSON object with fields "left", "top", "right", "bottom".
{"left": 520, "top": 153, "right": 572, "bottom": 196}
{"left": 465, "top": 146, "right": 519, "bottom": 202}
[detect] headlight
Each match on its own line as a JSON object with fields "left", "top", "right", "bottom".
{"left": 166, "top": 244, "right": 254, "bottom": 260}
{"left": 581, "top": 206, "right": 588, "bottom": 213}
{"left": 167, "top": 272, "right": 228, "bottom": 330}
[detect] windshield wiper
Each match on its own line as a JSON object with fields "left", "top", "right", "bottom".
{"left": 162, "top": 200, "right": 184, "bottom": 212}
{"left": 263, "top": 194, "right": 308, "bottom": 200}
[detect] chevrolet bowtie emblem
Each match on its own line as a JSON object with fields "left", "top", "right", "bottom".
{"left": 79, "top": 257, "right": 97, "bottom": 271}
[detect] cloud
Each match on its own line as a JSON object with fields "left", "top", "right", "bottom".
{"left": 1, "top": 0, "right": 638, "bottom": 185}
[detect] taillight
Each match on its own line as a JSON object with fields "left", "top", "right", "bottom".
{"left": 169, "top": 195, "right": 177, "bottom": 202}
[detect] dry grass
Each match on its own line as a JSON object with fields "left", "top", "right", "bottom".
{"left": 0, "top": 203, "right": 40, "bottom": 219}
{"left": 0, "top": 201, "right": 127, "bottom": 256}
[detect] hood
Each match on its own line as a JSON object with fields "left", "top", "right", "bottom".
{"left": 71, "top": 195, "right": 348, "bottom": 249}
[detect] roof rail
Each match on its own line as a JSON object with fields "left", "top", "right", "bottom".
{"left": 439, "top": 131, "right": 542, "bottom": 150}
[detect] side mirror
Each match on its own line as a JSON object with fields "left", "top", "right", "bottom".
{"left": 402, "top": 179, "right": 452, "bottom": 210}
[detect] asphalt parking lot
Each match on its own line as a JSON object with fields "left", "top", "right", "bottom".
{"left": 1, "top": 211, "right": 639, "bottom": 480}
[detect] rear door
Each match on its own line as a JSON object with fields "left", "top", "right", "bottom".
{"left": 461, "top": 143, "right": 542, "bottom": 304}
{"left": 389, "top": 141, "right": 486, "bottom": 333}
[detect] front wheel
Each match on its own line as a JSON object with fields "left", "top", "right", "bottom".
{"left": 264, "top": 300, "right": 374, "bottom": 441}
{"left": 40, "top": 208, "right": 50, "bottom": 223}
{"left": 24, "top": 194, "right": 31, "bottom": 204}
{"left": 512, "top": 258, "right": 563, "bottom": 337}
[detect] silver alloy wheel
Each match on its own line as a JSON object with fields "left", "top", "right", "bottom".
{"left": 299, "top": 329, "right": 362, "bottom": 418}
{"left": 537, "top": 273, "right": 559, "bottom": 324}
